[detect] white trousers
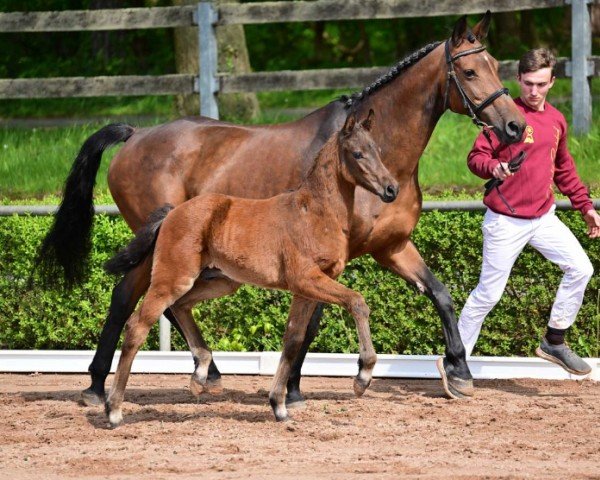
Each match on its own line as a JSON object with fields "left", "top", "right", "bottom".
{"left": 458, "top": 205, "right": 594, "bottom": 357}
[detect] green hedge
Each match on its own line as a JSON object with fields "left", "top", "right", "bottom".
{"left": 0, "top": 210, "right": 598, "bottom": 357}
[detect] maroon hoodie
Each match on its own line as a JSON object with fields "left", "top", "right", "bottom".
{"left": 468, "top": 97, "right": 592, "bottom": 218}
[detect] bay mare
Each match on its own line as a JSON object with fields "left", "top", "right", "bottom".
{"left": 38, "top": 12, "right": 526, "bottom": 406}
{"left": 103, "top": 110, "right": 398, "bottom": 425}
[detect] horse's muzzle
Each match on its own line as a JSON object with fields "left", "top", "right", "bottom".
{"left": 381, "top": 184, "right": 399, "bottom": 203}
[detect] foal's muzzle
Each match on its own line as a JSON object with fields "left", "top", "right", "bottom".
{"left": 381, "top": 184, "right": 399, "bottom": 203}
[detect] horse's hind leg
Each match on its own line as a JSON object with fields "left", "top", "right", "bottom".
{"left": 373, "top": 240, "right": 473, "bottom": 399}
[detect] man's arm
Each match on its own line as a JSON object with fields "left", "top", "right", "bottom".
{"left": 467, "top": 130, "right": 512, "bottom": 180}
{"left": 553, "top": 124, "right": 593, "bottom": 209}
{"left": 553, "top": 122, "right": 598, "bottom": 238}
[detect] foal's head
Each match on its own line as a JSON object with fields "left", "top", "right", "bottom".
{"left": 339, "top": 110, "right": 398, "bottom": 203}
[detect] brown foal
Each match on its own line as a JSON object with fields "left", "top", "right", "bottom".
{"left": 104, "top": 110, "right": 398, "bottom": 426}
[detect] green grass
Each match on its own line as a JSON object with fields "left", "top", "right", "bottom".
{"left": 0, "top": 79, "right": 598, "bottom": 199}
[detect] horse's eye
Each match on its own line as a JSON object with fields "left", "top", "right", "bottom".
{"left": 464, "top": 69, "right": 476, "bottom": 79}
{"left": 352, "top": 151, "right": 363, "bottom": 159}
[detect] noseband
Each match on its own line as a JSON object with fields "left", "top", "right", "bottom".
{"left": 443, "top": 39, "right": 509, "bottom": 128}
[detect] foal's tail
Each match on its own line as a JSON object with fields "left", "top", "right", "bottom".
{"left": 36, "top": 123, "right": 135, "bottom": 288}
{"left": 104, "top": 205, "right": 174, "bottom": 276}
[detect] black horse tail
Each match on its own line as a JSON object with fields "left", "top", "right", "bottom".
{"left": 36, "top": 123, "right": 135, "bottom": 287}
{"left": 104, "top": 204, "right": 174, "bottom": 276}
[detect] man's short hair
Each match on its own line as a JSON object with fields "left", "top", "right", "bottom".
{"left": 518, "top": 48, "right": 556, "bottom": 76}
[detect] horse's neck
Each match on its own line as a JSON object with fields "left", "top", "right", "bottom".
{"left": 362, "top": 46, "right": 446, "bottom": 182}
{"left": 300, "top": 136, "right": 355, "bottom": 226}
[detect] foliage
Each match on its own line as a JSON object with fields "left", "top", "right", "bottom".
{"left": 1, "top": 210, "right": 598, "bottom": 357}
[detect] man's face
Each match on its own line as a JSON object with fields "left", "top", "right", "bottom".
{"left": 518, "top": 67, "right": 555, "bottom": 111}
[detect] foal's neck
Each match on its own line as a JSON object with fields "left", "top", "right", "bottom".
{"left": 300, "top": 134, "right": 356, "bottom": 224}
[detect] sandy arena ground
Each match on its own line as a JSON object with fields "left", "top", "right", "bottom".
{"left": 0, "top": 373, "right": 599, "bottom": 479}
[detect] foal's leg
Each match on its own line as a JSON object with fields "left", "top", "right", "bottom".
{"left": 105, "top": 292, "right": 171, "bottom": 427}
{"left": 169, "top": 304, "right": 215, "bottom": 396}
{"left": 82, "top": 258, "right": 199, "bottom": 406}
{"left": 105, "top": 252, "right": 202, "bottom": 426}
{"left": 82, "top": 259, "right": 151, "bottom": 406}
{"left": 172, "top": 276, "right": 241, "bottom": 396}
{"left": 373, "top": 240, "right": 473, "bottom": 398}
{"left": 270, "top": 268, "right": 377, "bottom": 421}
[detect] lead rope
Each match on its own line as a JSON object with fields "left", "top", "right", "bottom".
{"left": 481, "top": 128, "right": 518, "bottom": 214}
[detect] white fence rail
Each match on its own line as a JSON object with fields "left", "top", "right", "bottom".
{"left": 0, "top": 350, "right": 598, "bottom": 381}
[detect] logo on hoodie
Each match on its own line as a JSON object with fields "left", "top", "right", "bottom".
{"left": 524, "top": 125, "right": 534, "bottom": 144}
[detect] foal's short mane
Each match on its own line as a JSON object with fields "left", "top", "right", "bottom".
{"left": 340, "top": 41, "right": 443, "bottom": 108}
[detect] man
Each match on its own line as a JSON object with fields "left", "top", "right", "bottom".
{"left": 452, "top": 48, "right": 600, "bottom": 381}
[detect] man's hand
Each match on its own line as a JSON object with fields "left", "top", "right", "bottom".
{"left": 583, "top": 209, "right": 600, "bottom": 239}
{"left": 492, "top": 162, "right": 513, "bottom": 181}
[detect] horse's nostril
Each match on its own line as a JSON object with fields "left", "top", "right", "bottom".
{"left": 385, "top": 184, "right": 398, "bottom": 199}
{"left": 506, "top": 121, "right": 522, "bottom": 139}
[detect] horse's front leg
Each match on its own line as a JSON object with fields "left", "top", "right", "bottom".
{"left": 373, "top": 240, "right": 473, "bottom": 399}
{"left": 285, "top": 302, "right": 324, "bottom": 408}
{"left": 269, "top": 296, "right": 318, "bottom": 421}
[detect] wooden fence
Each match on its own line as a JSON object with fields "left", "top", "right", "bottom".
{"left": 0, "top": 0, "right": 598, "bottom": 133}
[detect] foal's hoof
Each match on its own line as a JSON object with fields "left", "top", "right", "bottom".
{"left": 436, "top": 357, "right": 474, "bottom": 399}
{"left": 269, "top": 397, "right": 289, "bottom": 422}
{"left": 353, "top": 376, "right": 371, "bottom": 398}
{"left": 105, "top": 403, "right": 123, "bottom": 428}
{"left": 81, "top": 387, "right": 105, "bottom": 407}
{"left": 189, "top": 377, "right": 206, "bottom": 397}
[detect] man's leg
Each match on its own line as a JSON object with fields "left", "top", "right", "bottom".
{"left": 458, "top": 211, "right": 531, "bottom": 356}
{"left": 529, "top": 210, "right": 593, "bottom": 375}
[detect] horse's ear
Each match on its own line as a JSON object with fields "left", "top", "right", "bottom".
{"left": 451, "top": 15, "right": 468, "bottom": 47}
{"left": 361, "top": 109, "right": 375, "bottom": 131}
{"left": 472, "top": 10, "right": 491, "bottom": 41}
{"left": 342, "top": 111, "right": 357, "bottom": 136}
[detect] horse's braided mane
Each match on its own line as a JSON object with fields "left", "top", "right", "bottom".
{"left": 340, "top": 40, "right": 443, "bottom": 108}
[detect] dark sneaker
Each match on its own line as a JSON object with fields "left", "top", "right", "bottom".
{"left": 535, "top": 338, "right": 592, "bottom": 376}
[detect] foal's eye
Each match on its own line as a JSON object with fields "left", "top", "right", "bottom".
{"left": 464, "top": 69, "right": 476, "bottom": 79}
{"left": 352, "top": 151, "right": 363, "bottom": 159}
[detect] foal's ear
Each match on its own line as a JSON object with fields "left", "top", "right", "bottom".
{"left": 361, "top": 109, "right": 375, "bottom": 131}
{"left": 472, "top": 10, "right": 491, "bottom": 41}
{"left": 342, "top": 111, "right": 357, "bottom": 136}
{"left": 451, "top": 15, "right": 468, "bottom": 47}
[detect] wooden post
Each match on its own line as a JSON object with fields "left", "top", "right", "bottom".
{"left": 197, "top": 1, "right": 219, "bottom": 119}
{"left": 570, "top": 0, "right": 593, "bottom": 135}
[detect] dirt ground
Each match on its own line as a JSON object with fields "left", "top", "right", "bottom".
{"left": 0, "top": 373, "right": 599, "bottom": 480}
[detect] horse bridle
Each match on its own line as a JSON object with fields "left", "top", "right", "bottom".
{"left": 443, "top": 39, "right": 509, "bottom": 129}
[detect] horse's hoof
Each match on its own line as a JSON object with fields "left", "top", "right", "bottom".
{"left": 285, "top": 390, "right": 306, "bottom": 409}
{"left": 80, "top": 388, "right": 104, "bottom": 407}
{"left": 205, "top": 378, "right": 223, "bottom": 395}
{"left": 353, "top": 376, "right": 371, "bottom": 398}
{"left": 436, "top": 357, "right": 474, "bottom": 399}
{"left": 286, "top": 398, "right": 306, "bottom": 410}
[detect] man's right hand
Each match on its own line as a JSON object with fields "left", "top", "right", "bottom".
{"left": 492, "top": 162, "right": 513, "bottom": 181}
